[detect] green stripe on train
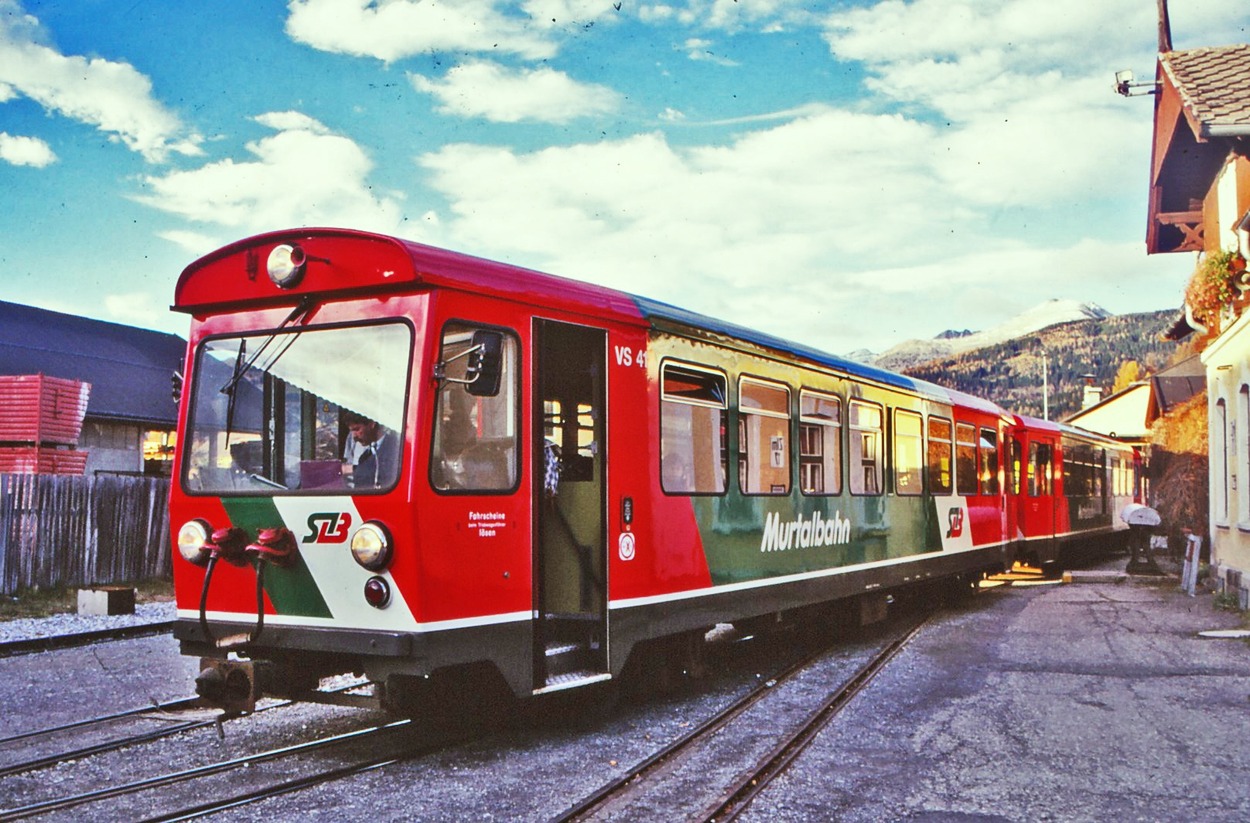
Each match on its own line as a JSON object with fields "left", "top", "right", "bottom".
{"left": 221, "top": 497, "right": 333, "bottom": 619}
{"left": 697, "top": 495, "right": 940, "bottom": 585}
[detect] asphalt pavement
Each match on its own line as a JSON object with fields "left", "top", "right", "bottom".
{"left": 743, "top": 560, "right": 1250, "bottom": 822}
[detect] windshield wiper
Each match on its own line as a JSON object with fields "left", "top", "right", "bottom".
{"left": 247, "top": 472, "right": 288, "bottom": 490}
{"left": 219, "top": 296, "right": 315, "bottom": 463}
{"left": 219, "top": 296, "right": 316, "bottom": 396}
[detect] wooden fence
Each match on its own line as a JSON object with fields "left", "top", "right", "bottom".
{"left": 0, "top": 473, "right": 171, "bottom": 595}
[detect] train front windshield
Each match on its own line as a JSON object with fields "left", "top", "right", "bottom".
{"left": 182, "top": 322, "right": 411, "bottom": 494}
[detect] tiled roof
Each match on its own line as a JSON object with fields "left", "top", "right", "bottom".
{"left": 1160, "top": 44, "right": 1250, "bottom": 137}
{"left": 0, "top": 301, "right": 185, "bottom": 426}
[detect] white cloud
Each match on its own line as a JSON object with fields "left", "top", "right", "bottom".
{"left": 136, "top": 112, "right": 404, "bottom": 255}
{"left": 285, "top": 0, "right": 559, "bottom": 62}
{"left": 816, "top": 0, "right": 1162, "bottom": 211}
{"left": 521, "top": 0, "right": 622, "bottom": 26}
{"left": 409, "top": 61, "right": 620, "bottom": 123}
{"left": 0, "top": 0, "right": 201, "bottom": 162}
{"left": 641, "top": 0, "right": 813, "bottom": 32}
{"left": 417, "top": 109, "right": 983, "bottom": 350}
{"left": 0, "top": 131, "right": 54, "bottom": 167}
{"left": 103, "top": 291, "right": 169, "bottom": 330}
{"left": 682, "top": 37, "right": 737, "bottom": 66}
{"left": 411, "top": 52, "right": 1195, "bottom": 354}
{"left": 824, "top": 0, "right": 1152, "bottom": 71}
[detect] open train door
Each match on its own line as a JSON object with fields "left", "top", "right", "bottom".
{"left": 533, "top": 320, "right": 609, "bottom": 691}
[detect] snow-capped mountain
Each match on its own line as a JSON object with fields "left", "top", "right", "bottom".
{"left": 860, "top": 299, "right": 1112, "bottom": 371}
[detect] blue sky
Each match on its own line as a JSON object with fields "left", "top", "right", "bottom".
{"left": 2, "top": 0, "right": 1248, "bottom": 354}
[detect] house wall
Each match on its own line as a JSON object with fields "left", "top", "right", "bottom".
{"left": 1203, "top": 343, "right": 1250, "bottom": 606}
{"left": 80, "top": 420, "right": 148, "bottom": 475}
{"left": 1064, "top": 383, "right": 1151, "bottom": 441}
{"left": 1200, "top": 155, "right": 1250, "bottom": 607}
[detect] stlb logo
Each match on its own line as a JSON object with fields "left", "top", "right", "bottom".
{"left": 304, "top": 512, "right": 353, "bottom": 544}
{"left": 946, "top": 507, "right": 964, "bottom": 539}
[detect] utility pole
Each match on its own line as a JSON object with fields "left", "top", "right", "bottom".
{"left": 1157, "top": 0, "right": 1172, "bottom": 53}
{"left": 1043, "top": 352, "right": 1049, "bottom": 421}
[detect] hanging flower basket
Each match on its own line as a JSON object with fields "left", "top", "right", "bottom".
{"left": 1185, "top": 248, "right": 1248, "bottom": 324}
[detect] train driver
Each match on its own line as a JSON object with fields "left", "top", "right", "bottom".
{"left": 343, "top": 411, "right": 399, "bottom": 488}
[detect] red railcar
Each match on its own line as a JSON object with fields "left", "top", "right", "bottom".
{"left": 1006, "top": 416, "right": 1140, "bottom": 570}
{"left": 168, "top": 228, "right": 1139, "bottom": 711}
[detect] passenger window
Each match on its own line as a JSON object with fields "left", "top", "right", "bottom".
{"left": 927, "top": 417, "right": 953, "bottom": 494}
{"left": 955, "top": 423, "right": 977, "bottom": 496}
{"left": 849, "top": 400, "right": 883, "bottom": 495}
{"left": 661, "top": 363, "right": 727, "bottom": 494}
{"left": 1010, "top": 437, "right": 1023, "bottom": 496}
{"left": 800, "top": 390, "right": 842, "bottom": 495}
{"left": 739, "top": 378, "right": 791, "bottom": 495}
{"left": 894, "top": 410, "right": 923, "bottom": 496}
{"left": 431, "top": 324, "right": 518, "bottom": 492}
{"left": 1029, "top": 441, "right": 1052, "bottom": 496}
{"left": 979, "top": 427, "right": 999, "bottom": 495}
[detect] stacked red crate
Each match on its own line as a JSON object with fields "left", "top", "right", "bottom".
{"left": 0, "top": 374, "right": 91, "bottom": 474}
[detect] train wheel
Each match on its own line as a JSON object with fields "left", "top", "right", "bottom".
{"left": 940, "top": 572, "right": 981, "bottom": 604}
{"left": 620, "top": 629, "right": 709, "bottom": 699}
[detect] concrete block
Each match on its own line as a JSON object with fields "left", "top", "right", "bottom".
{"left": 77, "top": 586, "right": 136, "bottom": 616}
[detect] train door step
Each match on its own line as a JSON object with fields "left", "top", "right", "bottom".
{"left": 535, "top": 670, "right": 612, "bottom": 695}
{"left": 544, "top": 639, "right": 599, "bottom": 678}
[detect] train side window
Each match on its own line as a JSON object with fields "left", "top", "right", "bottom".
{"left": 431, "top": 324, "right": 518, "bottom": 492}
{"left": 894, "top": 410, "right": 923, "bottom": 496}
{"left": 1030, "top": 442, "right": 1052, "bottom": 496}
{"left": 849, "top": 400, "right": 883, "bottom": 495}
{"left": 800, "top": 390, "right": 842, "bottom": 495}
{"left": 979, "top": 427, "right": 999, "bottom": 495}
{"left": 1010, "top": 436, "right": 1023, "bottom": 496}
{"left": 1063, "top": 440, "right": 1098, "bottom": 500}
{"left": 739, "top": 377, "right": 791, "bottom": 495}
{"left": 1094, "top": 447, "right": 1106, "bottom": 499}
{"left": 927, "top": 417, "right": 952, "bottom": 494}
{"left": 955, "top": 423, "right": 977, "bottom": 496}
{"left": 661, "top": 363, "right": 728, "bottom": 494}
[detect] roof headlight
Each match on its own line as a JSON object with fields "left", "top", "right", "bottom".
{"left": 177, "top": 519, "right": 212, "bottom": 566}
{"left": 266, "top": 243, "right": 307, "bottom": 289}
{"left": 350, "top": 521, "right": 393, "bottom": 572}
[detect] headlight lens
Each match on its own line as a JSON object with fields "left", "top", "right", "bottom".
{"left": 350, "top": 521, "right": 393, "bottom": 571}
{"left": 177, "top": 519, "right": 212, "bottom": 566}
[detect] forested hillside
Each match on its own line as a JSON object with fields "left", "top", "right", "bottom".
{"left": 902, "top": 309, "right": 1180, "bottom": 419}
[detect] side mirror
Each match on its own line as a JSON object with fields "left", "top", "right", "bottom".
{"left": 466, "top": 330, "right": 503, "bottom": 397}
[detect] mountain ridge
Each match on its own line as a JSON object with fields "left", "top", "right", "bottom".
{"left": 860, "top": 299, "right": 1114, "bottom": 371}
{"left": 899, "top": 308, "right": 1179, "bottom": 420}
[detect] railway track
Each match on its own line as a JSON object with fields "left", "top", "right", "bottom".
{"left": 0, "top": 597, "right": 955, "bottom": 820}
{"left": 701, "top": 617, "right": 928, "bottom": 822}
{"left": 0, "top": 696, "right": 206, "bottom": 779}
{"left": 0, "top": 710, "right": 485, "bottom": 823}
{"left": 0, "top": 621, "right": 175, "bottom": 659}
{"left": 552, "top": 612, "right": 933, "bottom": 823}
